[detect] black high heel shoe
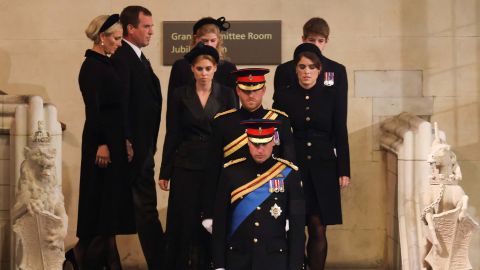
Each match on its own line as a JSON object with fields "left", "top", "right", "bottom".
{"left": 63, "top": 248, "right": 79, "bottom": 270}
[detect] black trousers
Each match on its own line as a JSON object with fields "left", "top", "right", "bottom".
{"left": 132, "top": 149, "right": 165, "bottom": 269}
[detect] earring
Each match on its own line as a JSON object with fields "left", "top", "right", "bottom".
{"left": 101, "top": 40, "right": 104, "bottom": 46}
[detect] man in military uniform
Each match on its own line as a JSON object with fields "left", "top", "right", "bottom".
{"left": 202, "top": 68, "right": 296, "bottom": 227}
{"left": 212, "top": 119, "right": 305, "bottom": 270}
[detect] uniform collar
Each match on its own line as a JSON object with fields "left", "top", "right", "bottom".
{"left": 239, "top": 105, "right": 265, "bottom": 119}
{"left": 246, "top": 154, "right": 276, "bottom": 172}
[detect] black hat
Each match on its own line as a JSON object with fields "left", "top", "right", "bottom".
{"left": 293, "top": 43, "right": 322, "bottom": 61}
{"left": 184, "top": 43, "right": 219, "bottom": 64}
{"left": 193, "top": 16, "right": 230, "bottom": 34}
{"left": 99, "top": 14, "right": 120, "bottom": 33}
{"left": 241, "top": 119, "right": 281, "bottom": 144}
{"left": 232, "top": 68, "right": 270, "bottom": 91}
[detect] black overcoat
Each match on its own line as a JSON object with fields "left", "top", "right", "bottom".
{"left": 273, "top": 79, "right": 350, "bottom": 225}
{"left": 212, "top": 157, "right": 305, "bottom": 270}
{"left": 202, "top": 107, "right": 297, "bottom": 218}
{"left": 168, "top": 58, "right": 238, "bottom": 107}
{"left": 110, "top": 41, "right": 162, "bottom": 181}
{"left": 77, "top": 49, "right": 135, "bottom": 237}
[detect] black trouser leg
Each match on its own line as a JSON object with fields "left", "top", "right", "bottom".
{"left": 132, "top": 152, "right": 164, "bottom": 269}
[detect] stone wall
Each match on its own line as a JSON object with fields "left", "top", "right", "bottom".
{"left": 0, "top": 1, "right": 479, "bottom": 268}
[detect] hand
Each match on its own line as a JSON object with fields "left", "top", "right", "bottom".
{"left": 126, "top": 140, "right": 134, "bottom": 162}
{"left": 202, "top": 219, "right": 213, "bottom": 234}
{"left": 158, "top": 179, "right": 170, "bottom": 191}
{"left": 95, "top": 144, "right": 111, "bottom": 168}
{"left": 339, "top": 176, "right": 350, "bottom": 189}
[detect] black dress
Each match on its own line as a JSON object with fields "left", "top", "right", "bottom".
{"left": 273, "top": 81, "right": 350, "bottom": 225}
{"left": 77, "top": 49, "right": 135, "bottom": 237}
{"left": 168, "top": 58, "right": 238, "bottom": 107}
{"left": 160, "top": 81, "right": 236, "bottom": 270}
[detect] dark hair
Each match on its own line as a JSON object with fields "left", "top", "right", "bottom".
{"left": 184, "top": 43, "right": 220, "bottom": 64}
{"left": 120, "top": 6, "right": 152, "bottom": 36}
{"left": 192, "top": 55, "right": 217, "bottom": 66}
{"left": 303, "top": 17, "right": 330, "bottom": 39}
{"left": 294, "top": 51, "right": 322, "bottom": 70}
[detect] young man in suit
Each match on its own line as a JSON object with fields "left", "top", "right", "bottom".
{"left": 110, "top": 5, "right": 164, "bottom": 269}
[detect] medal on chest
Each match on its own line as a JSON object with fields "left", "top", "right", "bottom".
{"left": 270, "top": 203, "right": 282, "bottom": 219}
{"left": 269, "top": 174, "right": 285, "bottom": 193}
{"left": 324, "top": 72, "right": 334, "bottom": 86}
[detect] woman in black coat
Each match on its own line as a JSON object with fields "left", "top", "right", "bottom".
{"left": 159, "top": 43, "right": 237, "bottom": 270}
{"left": 168, "top": 16, "right": 238, "bottom": 107}
{"left": 71, "top": 14, "right": 135, "bottom": 270}
{"left": 273, "top": 43, "right": 351, "bottom": 270}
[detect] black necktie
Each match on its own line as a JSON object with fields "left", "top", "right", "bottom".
{"left": 140, "top": 53, "right": 150, "bottom": 69}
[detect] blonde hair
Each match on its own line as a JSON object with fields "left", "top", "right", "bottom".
{"left": 85, "top": 15, "right": 122, "bottom": 44}
{"left": 191, "top": 23, "right": 226, "bottom": 60}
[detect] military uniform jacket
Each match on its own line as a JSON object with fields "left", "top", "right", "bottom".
{"left": 202, "top": 106, "right": 296, "bottom": 218}
{"left": 212, "top": 157, "right": 305, "bottom": 270}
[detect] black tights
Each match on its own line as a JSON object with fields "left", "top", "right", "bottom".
{"left": 307, "top": 215, "right": 328, "bottom": 270}
{"left": 72, "top": 235, "right": 122, "bottom": 270}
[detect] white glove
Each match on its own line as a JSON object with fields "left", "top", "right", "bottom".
{"left": 202, "top": 219, "right": 213, "bottom": 234}
{"left": 285, "top": 219, "right": 289, "bottom": 232}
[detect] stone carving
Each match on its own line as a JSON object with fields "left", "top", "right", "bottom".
{"left": 11, "top": 121, "right": 67, "bottom": 270}
{"left": 421, "top": 123, "right": 479, "bottom": 270}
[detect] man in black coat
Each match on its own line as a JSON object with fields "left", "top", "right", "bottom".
{"left": 212, "top": 119, "right": 305, "bottom": 270}
{"left": 201, "top": 68, "right": 296, "bottom": 227}
{"left": 110, "top": 6, "right": 164, "bottom": 269}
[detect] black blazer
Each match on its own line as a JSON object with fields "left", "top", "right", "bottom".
{"left": 168, "top": 58, "right": 238, "bottom": 107}
{"left": 159, "top": 82, "right": 236, "bottom": 179}
{"left": 110, "top": 41, "right": 163, "bottom": 179}
{"left": 212, "top": 157, "right": 305, "bottom": 270}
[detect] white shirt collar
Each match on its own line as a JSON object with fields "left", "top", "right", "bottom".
{"left": 123, "top": 38, "right": 142, "bottom": 58}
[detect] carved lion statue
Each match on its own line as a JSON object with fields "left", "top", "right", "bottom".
{"left": 12, "top": 145, "right": 67, "bottom": 250}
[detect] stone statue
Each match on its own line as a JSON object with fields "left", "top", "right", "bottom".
{"left": 421, "top": 123, "right": 479, "bottom": 270}
{"left": 11, "top": 121, "right": 67, "bottom": 270}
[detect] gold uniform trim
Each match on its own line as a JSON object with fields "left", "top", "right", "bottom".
{"left": 273, "top": 157, "right": 299, "bottom": 171}
{"left": 237, "top": 83, "right": 265, "bottom": 91}
{"left": 223, "top": 111, "right": 279, "bottom": 158}
{"left": 231, "top": 162, "right": 287, "bottom": 203}
{"left": 268, "top": 108, "right": 289, "bottom": 118}
{"left": 214, "top": 108, "right": 237, "bottom": 119}
{"left": 223, "top": 157, "right": 246, "bottom": 168}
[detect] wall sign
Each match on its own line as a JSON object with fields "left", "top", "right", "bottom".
{"left": 163, "top": 20, "right": 281, "bottom": 65}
